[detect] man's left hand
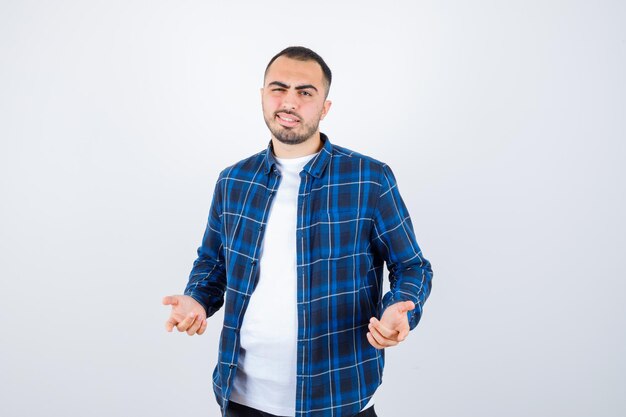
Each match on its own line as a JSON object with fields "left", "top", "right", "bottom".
{"left": 367, "top": 300, "right": 415, "bottom": 349}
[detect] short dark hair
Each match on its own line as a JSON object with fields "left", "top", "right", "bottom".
{"left": 264, "top": 46, "right": 332, "bottom": 97}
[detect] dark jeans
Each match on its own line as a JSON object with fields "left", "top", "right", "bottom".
{"left": 226, "top": 401, "right": 378, "bottom": 417}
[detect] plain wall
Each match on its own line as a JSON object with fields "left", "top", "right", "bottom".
{"left": 1, "top": 1, "right": 624, "bottom": 416}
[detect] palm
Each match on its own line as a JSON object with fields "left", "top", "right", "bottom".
{"left": 367, "top": 300, "right": 415, "bottom": 349}
{"left": 162, "top": 294, "right": 207, "bottom": 334}
{"left": 171, "top": 296, "right": 199, "bottom": 320}
{"left": 380, "top": 302, "right": 409, "bottom": 335}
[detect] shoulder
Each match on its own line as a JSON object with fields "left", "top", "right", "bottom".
{"left": 328, "top": 142, "right": 394, "bottom": 186}
{"left": 216, "top": 148, "right": 268, "bottom": 183}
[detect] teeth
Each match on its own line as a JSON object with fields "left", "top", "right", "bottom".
{"left": 279, "top": 115, "right": 297, "bottom": 122}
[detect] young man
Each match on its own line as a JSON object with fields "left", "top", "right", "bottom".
{"left": 163, "top": 46, "right": 433, "bottom": 417}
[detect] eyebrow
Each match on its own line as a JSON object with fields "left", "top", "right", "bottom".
{"left": 268, "top": 81, "right": 318, "bottom": 93}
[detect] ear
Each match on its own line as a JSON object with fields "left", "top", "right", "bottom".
{"left": 320, "top": 100, "right": 332, "bottom": 120}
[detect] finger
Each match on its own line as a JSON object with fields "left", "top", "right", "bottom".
{"left": 197, "top": 319, "right": 208, "bottom": 335}
{"left": 178, "top": 316, "right": 196, "bottom": 332}
{"left": 367, "top": 332, "right": 385, "bottom": 350}
{"left": 176, "top": 312, "right": 197, "bottom": 332}
{"left": 187, "top": 316, "right": 203, "bottom": 336}
{"left": 369, "top": 324, "right": 386, "bottom": 345}
{"left": 369, "top": 317, "right": 398, "bottom": 339}
{"left": 376, "top": 325, "right": 399, "bottom": 347}
{"left": 368, "top": 323, "right": 398, "bottom": 347}
{"left": 398, "top": 327, "right": 410, "bottom": 342}
{"left": 162, "top": 295, "right": 179, "bottom": 306}
{"left": 165, "top": 317, "right": 177, "bottom": 332}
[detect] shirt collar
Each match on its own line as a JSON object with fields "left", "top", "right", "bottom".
{"left": 264, "top": 132, "right": 333, "bottom": 179}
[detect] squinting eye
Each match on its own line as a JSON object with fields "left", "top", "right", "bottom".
{"left": 300, "top": 91, "right": 312, "bottom": 96}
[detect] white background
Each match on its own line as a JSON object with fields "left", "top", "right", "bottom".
{"left": 1, "top": 1, "right": 625, "bottom": 416}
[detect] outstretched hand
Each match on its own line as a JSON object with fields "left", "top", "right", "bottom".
{"left": 367, "top": 300, "right": 415, "bottom": 349}
{"left": 162, "top": 295, "right": 207, "bottom": 336}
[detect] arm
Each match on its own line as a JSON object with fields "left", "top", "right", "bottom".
{"left": 163, "top": 175, "right": 227, "bottom": 335}
{"left": 367, "top": 164, "right": 433, "bottom": 348}
{"left": 184, "top": 175, "right": 227, "bottom": 317}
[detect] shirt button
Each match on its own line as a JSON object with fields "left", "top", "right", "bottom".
{"left": 259, "top": 226, "right": 264, "bottom": 232}
{"left": 251, "top": 260, "right": 257, "bottom": 266}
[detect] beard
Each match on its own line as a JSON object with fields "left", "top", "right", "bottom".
{"left": 263, "top": 109, "right": 321, "bottom": 145}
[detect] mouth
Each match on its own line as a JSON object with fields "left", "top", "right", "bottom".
{"left": 275, "top": 112, "right": 301, "bottom": 128}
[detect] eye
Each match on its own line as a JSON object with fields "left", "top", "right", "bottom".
{"left": 299, "top": 91, "right": 312, "bottom": 96}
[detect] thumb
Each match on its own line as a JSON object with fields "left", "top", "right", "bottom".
{"left": 398, "top": 327, "right": 410, "bottom": 342}
{"left": 162, "top": 295, "right": 179, "bottom": 306}
{"left": 397, "top": 300, "right": 415, "bottom": 313}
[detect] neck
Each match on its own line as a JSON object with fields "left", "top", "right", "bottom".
{"left": 271, "top": 132, "right": 323, "bottom": 159}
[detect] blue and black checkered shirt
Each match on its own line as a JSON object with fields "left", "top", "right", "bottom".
{"left": 184, "top": 133, "right": 433, "bottom": 417}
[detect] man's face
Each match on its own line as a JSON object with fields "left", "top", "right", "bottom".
{"left": 261, "top": 56, "right": 332, "bottom": 146}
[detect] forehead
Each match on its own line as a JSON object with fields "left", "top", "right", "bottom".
{"left": 264, "top": 56, "right": 324, "bottom": 87}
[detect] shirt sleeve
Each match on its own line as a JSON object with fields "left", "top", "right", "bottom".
{"left": 183, "top": 174, "right": 227, "bottom": 317}
{"left": 371, "top": 164, "right": 433, "bottom": 330}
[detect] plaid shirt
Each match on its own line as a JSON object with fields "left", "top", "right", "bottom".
{"left": 184, "top": 133, "right": 433, "bottom": 417}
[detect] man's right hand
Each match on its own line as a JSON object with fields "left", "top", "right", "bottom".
{"left": 162, "top": 295, "right": 207, "bottom": 336}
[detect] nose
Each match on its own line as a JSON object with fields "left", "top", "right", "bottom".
{"left": 281, "top": 89, "right": 298, "bottom": 111}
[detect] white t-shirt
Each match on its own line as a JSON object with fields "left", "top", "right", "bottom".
{"left": 229, "top": 152, "right": 375, "bottom": 415}
{"left": 230, "top": 153, "right": 315, "bottom": 416}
